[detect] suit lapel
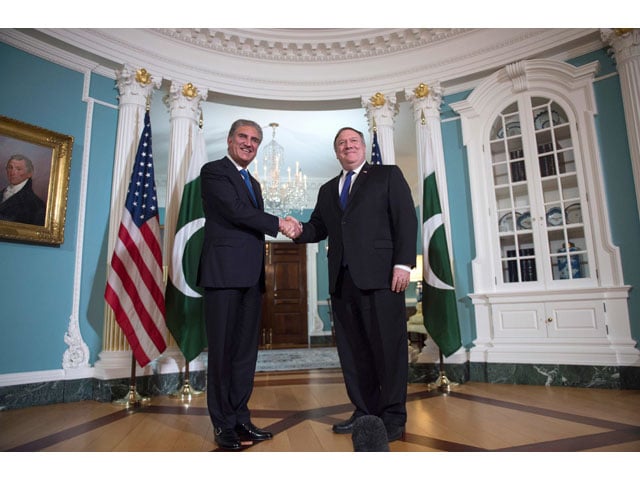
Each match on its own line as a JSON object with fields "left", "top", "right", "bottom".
{"left": 251, "top": 174, "right": 264, "bottom": 209}
{"left": 223, "top": 156, "right": 263, "bottom": 209}
{"left": 330, "top": 173, "right": 343, "bottom": 212}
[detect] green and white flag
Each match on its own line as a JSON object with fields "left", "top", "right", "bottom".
{"left": 165, "top": 127, "right": 208, "bottom": 362}
{"left": 422, "top": 162, "right": 462, "bottom": 358}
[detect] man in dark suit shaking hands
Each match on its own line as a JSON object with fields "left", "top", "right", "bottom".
{"left": 287, "top": 127, "right": 417, "bottom": 442}
{"left": 197, "top": 119, "right": 299, "bottom": 450}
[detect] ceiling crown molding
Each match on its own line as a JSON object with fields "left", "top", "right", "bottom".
{"left": 152, "top": 28, "right": 471, "bottom": 62}
{"left": 9, "top": 28, "right": 603, "bottom": 102}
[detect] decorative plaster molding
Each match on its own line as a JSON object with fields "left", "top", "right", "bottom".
{"left": 115, "top": 65, "right": 162, "bottom": 106}
{"left": 362, "top": 91, "right": 398, "bottom": 129}
{"left": 62, "top": 314, "right": 90, "bottom": 370}
{"left": 601, "top": 28, "right": 640, "bottom": 65}
{"left": 154, "top": 28, "right": 470, "bottom": 62}
{"left": 162, "top": 80, "right": 207, "bottom": 121}
{"left": 25, "top": 28, "right": 603, "bottom": 101}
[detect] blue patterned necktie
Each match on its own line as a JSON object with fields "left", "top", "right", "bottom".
{"left": 240, "top": 169, "right": 258, "bottom": 207}
{"left": 340, "top": 170, "right": 354, "bottom": 210}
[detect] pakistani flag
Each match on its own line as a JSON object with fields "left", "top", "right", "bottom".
{"left": 422, "top": 165, "right": 462, "bottom": 358}
{"left": 165, "top": 127, "right": 208, "bottom": 362}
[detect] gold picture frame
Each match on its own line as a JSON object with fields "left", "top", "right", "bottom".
{"left": 0, "top": 115, "right": 74, "bottom": 245}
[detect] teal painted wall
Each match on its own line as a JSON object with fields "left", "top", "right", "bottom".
{"left": 0, "top": 43, "right": 118, "bottom": 373}
{"left": 440, "top": 110, "right": 476, "bottom": 347}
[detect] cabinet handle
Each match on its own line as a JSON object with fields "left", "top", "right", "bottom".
{"left": 261, "top": 328, "right": 266, "bottom": 345}
{"left": 546, "top": 317, "right": 553, "bottom": 324}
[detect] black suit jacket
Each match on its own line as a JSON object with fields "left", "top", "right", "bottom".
{"left": 0, "top": 178, "right": 46, "bottom": 225}
{"left": 296, "top": 163, "right": 417, "bottom": 293}
{"left": 197, "top": 156, "right": 279, "bottom": 291}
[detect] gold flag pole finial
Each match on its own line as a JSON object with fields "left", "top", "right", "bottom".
{"left": 614, "top": 28, "right": 633, "bottom": 36}
{"left": 182, "top": 82, "right": 198, "bottom": 99}
{"left": 414, "top": 83, "right": 430, "bottom": 98}
{"left": 370, "top": 92, "right": 386, "bottom": 107}
{"left": 135, "top": 68, "right": 152, "bottom": 86}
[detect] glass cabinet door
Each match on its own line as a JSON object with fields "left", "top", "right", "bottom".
{"left": 489, "top": 97, "right": 590, "bottom": 285}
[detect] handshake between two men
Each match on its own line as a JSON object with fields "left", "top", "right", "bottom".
{"left": 278, "top": 216, "right": 303, "bottom": 239}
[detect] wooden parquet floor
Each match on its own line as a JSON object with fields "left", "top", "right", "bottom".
{"left": 1, "top": 368, "right": 638, "bottom": 477}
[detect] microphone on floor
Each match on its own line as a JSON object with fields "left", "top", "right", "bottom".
{"left": 351, "top": 415, "right": 389, "bottom": 452}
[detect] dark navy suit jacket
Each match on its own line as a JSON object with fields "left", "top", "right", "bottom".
{"left": 197, "top": 156, "right": 279, "bottom": 291}
{"left": 296, "top": 162, "right": 417, "bottom": 293}
{"left": 0, "top": 178, "right": 46, "bottom": 225}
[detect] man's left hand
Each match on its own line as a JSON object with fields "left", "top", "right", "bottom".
{"left": 391, "top": 267, "right": 411, "bottom": 293}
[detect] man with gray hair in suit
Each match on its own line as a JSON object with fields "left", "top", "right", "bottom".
{"left": 0, "top": 154, "right": 46, "bottom": 225}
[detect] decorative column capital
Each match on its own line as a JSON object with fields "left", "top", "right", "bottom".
{"left": 601, "top": 28, "right": 640, "bottom": 65}
{"left": 115, "top": 65, "right": 162, "bottom": 107}
{"left": 163, "top": 81, "right": 208, "bottom": 122}
{"left": 361, "top": 91, "right": 398, "bottom": 129}
{"left": 404, "top": 82, "right": 444, "bottom": 124}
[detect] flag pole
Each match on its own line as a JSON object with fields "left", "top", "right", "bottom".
{"left": 170, "top": 357, "right": 204, "bottom": 402}
{"left": 112, "top": 353, "right": 151, "bottom": 408}
{"left": 427, "top": 349, "right": 459, "bottom": 394}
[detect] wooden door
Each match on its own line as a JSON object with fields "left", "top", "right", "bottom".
{"left": 261, "top": 242, "right": 308, "bottom": 348}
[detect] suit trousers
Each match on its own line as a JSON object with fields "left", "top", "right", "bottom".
{"left": 331, "top": 267, "right": 409, "bottom": 427}
{"left": 204, "top": 285, "right": 262, "bottom": 429}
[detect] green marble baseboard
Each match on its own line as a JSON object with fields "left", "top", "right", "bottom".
{"left": 309, "top": 334, "right": 335, "bottom": 347}
{"left": 2, "top": 361, "right": 638, "bottom": 411}
{"left": 408, "top": 362, "right": 640, "bottom": 389}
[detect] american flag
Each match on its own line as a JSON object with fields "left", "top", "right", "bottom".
{"left": 105, "top": 110, "right": 167, "bottom": 367}
{"left": 371, "top": 130, "right": 383, "bottom": 165}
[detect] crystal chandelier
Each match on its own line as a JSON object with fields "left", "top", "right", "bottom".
{"left": 254, "top": 122, "right": 307, "bottom": 217}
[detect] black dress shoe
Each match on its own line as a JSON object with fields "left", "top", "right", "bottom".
{"left": 214, "top": 427, "right": 241, "bottom": 450}
{"left": 385, "top": 424, "right": 405, "bottom": 442}
{"left": 235, "top": 422, "right": 273, "bottom": 442}
{"left": 332, "top": 414, "right": 359, "bottom": 434}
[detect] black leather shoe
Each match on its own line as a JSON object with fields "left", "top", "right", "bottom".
{"left": 214, "top": 427, "right": 241, "bottom": 450}
{"left": 332, "top": 414, "right": 359, "bottom": 434}
{"left": 235, "top": 422, "right": 273, "bottom": 442}
{"left": 385, "top": 424, "right": 405, "bottom": 442}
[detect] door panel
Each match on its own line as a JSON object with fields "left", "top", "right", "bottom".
{"left": 261, "top": 242, "right": 308, "bottom": 348}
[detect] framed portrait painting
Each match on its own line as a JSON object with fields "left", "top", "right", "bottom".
{"left": 0, "top": 115, "right": 74, "bottom": 245}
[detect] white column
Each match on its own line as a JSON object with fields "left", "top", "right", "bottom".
{"left": 361, "top": 92, "right": 398, "bottom": 164}
{"left": 405, "top": 82, "right": 464, "bottom": 364}
{"left": 162, "top": 81, "right": 207, "bottom": 269}
{"left": 95, "top": 66, "right": 162, "bottom": 379}
{"left": 601, "top": 28, "right": 640, "bottom": 220}
{"left": 158, "top": 81, "right": 208, "bottom": 372}
{"left": 404, "top": 83, "right": 452, "bottom": 235}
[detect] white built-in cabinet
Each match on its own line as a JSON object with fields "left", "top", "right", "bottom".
{"left": 451, "top": 59, "right": 639, "bottom": 366}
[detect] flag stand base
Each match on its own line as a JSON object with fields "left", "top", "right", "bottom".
{"left": 427, "top": 350, "right": 459, "bottom": 394}
{"left": 112, "top": 385, "right": 150, "bottom": 408}
{"left": 169, "top": 361, "right": 204, "bottom": 402}
{"left": 427, "top": 371, "right": 458, "bottom": 394}
{"left": 170, "top": 379, "right": 204, "bottom": 402}
{"left": 112, "top": 353, "right": 150, "bottom": 408}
